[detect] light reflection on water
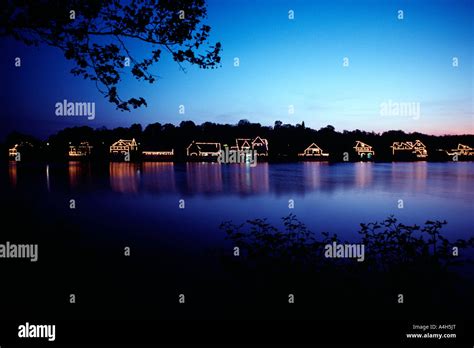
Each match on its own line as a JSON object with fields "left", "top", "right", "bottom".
{"left": 8, "top": 161, "right": 17, "bottom": 188}
{"left": 109, "top": 162, "right": 140, "bottom": 193}
{"left": 7, "top": 161, "right": 474, "bottom": 199}
{"left": 6, "top": 161, "right": 474, "bottom": 241}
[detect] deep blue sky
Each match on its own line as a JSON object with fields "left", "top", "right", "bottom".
{"left": 1, "top": 0, "right": 473, "bottom": 139}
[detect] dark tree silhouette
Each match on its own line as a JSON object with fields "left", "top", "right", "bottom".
{"left": 1, "top": 0, "right": 222, "bottom": 111}
{"left": 237, "top": 119, "right": 251, "bottom": 127}
{"left": 3, "top": 120, "right": 473, "bottom": 162}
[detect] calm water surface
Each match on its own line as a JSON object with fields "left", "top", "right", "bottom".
{"left": 4, "top": 161, "right": 473, "bottom": 247}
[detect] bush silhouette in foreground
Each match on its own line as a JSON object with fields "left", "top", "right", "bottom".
{"left": 220, "top": 215, "right": 474, "bottom": 318}
{"left": 221, "top": 214, "right": 474, "bottom": 270}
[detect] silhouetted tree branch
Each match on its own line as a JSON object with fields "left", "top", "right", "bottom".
{"left": 1, "top": 0, "right": 222, "bottom": 111}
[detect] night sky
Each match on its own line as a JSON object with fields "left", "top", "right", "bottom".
{"left": 0, "top": 0, "right": 472, "bottom": 140}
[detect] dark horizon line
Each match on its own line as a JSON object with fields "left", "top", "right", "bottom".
{"left": 2, "top": 120, "right": 474, "bottom": 142}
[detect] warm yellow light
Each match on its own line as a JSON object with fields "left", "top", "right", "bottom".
{"left": 142, "top": 150, "right": 174, "bottom": 156}
{"left": 186, "top": 141, "right": 221, "bottom": 157}
{"left": 391, "top": 140, "right": 428, "bottom": 158}
{"left": 354, "top": 141, "right": 375, "bottom": 157}
{"left": 445, "top": 144, "right": 474, "bottom": 156}
{"left": 298, "top": 143, "right": 329, "bottom": 157}
{"left": 110, "top": 138, "right": 138, "bottom": 154}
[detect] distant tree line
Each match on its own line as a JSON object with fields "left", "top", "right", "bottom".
{"left": 2, "top": 120, "right": 473, "bottom": 162}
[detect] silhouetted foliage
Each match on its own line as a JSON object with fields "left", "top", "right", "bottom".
{"left": 3, "top": 121, "right": 473, "bottom": 161}
{"left": 1, "top": 0, "right": 222, "bottom": 110}
{"left": 220, "top": 214, "right": 474, "bottom": 274}
{"left": 220, "top": 214, "right": 474, "bottom": 318}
